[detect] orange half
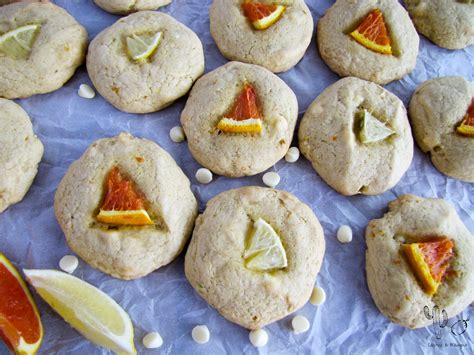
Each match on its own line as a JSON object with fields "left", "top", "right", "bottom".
{"left": 350, "top": 9, "right": 392, "bottom": 55}
{"left": 0, "top": 253, "right": 43, "bottom": 355}
{"left": 241, "top": 1, "right": 286, "bottom": 30}
{"left": 456, "top": 98, "right": 474, "bottom": 137}
{"left": 96, "top": 167, "right": 153, "bottom": 226}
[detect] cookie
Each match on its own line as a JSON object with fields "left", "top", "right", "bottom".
{"left": 94, "top": 0, "right": 171, "bottom": 14}
{"left": 404, "top": 0, "right": 474, "bottom": 50}
{"left": 87, "top": 11, "right": 205, "bottom": 113}
{"left": 54, "top": 133, "right": 198, "bottom": 280}
{"left": 181, "top": 61, "right": 298, "bottom": 177}
{"left": 185, "top": 186, "right": 325, "bottom": 329}
{"left": 409, "top": 76, "right": 474, "bottom": 182}
{"left": 366, "top": 194, "right": 474, "bottom": 329}
{"left": 209, "top": 0, "right": 313, "bottom": 73}
{"left": 299, "top": 77, "right": 413, "bottom": 196}
{"left": 0, "top": 99, "right": 43, "bottom": 213}
{"left": 317, "top": 0, "right": 419, "bottom": 85}
{"left": 0, "top": 3, "right": 88, "bottom": 99}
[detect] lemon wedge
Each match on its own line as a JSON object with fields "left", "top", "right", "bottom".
{"left": 358, "top": 109, "right": 395, "bottom": 144}
{"left": 244, "top": 218, "right": 287, "bottom": 271}
{"left": 0, "top": 24, "right": 40, "bottom": 59}
{"left": 126, "top": 31, "right": 162, "bottom": 62}
{"left": 24, "top": 269, "right": 136, "bottom": 355}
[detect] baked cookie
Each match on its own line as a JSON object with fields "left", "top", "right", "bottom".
{"left": 404, "top": 0, "right": 474, "bottom": 50}
{"left": 0, "top": 99, "right": 43, "bottom": 213}
{"left": 54, "top": 133, "right": 198, "bottom": 280}
{"left": 299, "top": 77, "right": 413, "bottom": 196}
{"left": 409, "top": 77, "right": 474, "bottom": 182}
{"left": 87, "top": 11, "right": 204, "bottom": 114}
{"left": 209, "top": 0, "right": 313, "bottom": 73}
{"left": 94, "top": 0, "right": 171, "bottom": 14}
{"left": 0, "top": 2, "right": 88, "bottom": 98}
{"left": 181, "top": 61, "right": 298, "bottom": 177}
{"left": 185, "top": 186, "right": 325, "bottom": 329}
{"left": 366, "top": 194, "right": 474, "bottom": 329}
{"left": 317, "top": 0, "right": 419, "bottom": 85}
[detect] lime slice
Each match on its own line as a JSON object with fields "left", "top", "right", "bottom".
{"left": 244, "top": 218, "right": 287, "bottom": 271}
{"left": 0, "top": 24, "right": 40, "bottom": 59}
{"left": 126, "top": 31, "right": 162, "bottom": 62}
{"left": 358, "top": 109, "right": 395, "bottom": 144}
{"left": 24, "top": 269, "right": 136, "bottom": 355}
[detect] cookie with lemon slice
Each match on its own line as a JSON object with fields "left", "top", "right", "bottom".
{"left": 366, "top": 194, "right": 474, "bottom": 329}
{"left": 185, "top": 187, "right": 325, "bottom": 330}
{"left": 55, "top": 133, "right": 198, "bottom": 280}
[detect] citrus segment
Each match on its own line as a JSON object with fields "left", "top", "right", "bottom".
{"left": 456, "top": 98, "right": 474, "bottom": 137}
{"left": 244, "top": 218, "right": 287, "bottom": 271}
{"left": 126, "top": 31, "right": 162, "bottom": 62}
{"left": 0, "top": 24, "right": 40, "bottom": 60}
{"left": 241, "top": 2, "right": 286, "bottom": 30}
{"left": 24, "top": 269, "right": 136, "bottom": 355}
{"left": 0, "top": 253, "right": 43, "bottom": 355}
{"left": 350, "top": 9, "right": 392, "bottom": 55}
{"left": 402, "top": 238, "right": 454, "bottom": 296}
{"left": 357, "top": 109, "right": 395, "bottom": 144}
{"left": 96, "top": 167, "right": 153, "bottom": 226}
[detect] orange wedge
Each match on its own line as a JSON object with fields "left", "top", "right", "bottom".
{"left": 0, "top": 253, "right": 43, "bottom": 355}
{"left": 96, "top": 167, "right": 153, "bottom": 226}
{"left": 217, "top": 84, "right": 263, "bottom": 134}
{"left": 402, "top": 238, "right": 454, "bottom": 296}
{"left": 241, "top": 1, "right": 286, "bottom": 30}
{"left": 456, "top": 98, "right": 474, "bottom": 137}
{"left": 350, "top": 9, "right": 392, "bottom": 55}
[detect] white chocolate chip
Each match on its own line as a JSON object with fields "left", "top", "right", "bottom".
{"left": 310, "top": 286, "right": 326, "bottom": 306}
{"left": 249, "top": 328, "right": 268, "bottom": 348}
{"left": 292, "top": 315, "right": 310, "bottom": 334}
{"left": 285, "top": 147, "right": 300, "bottom": 163}
{"left": 262, "top": 172, "right": 280, "bottom": 188}
{"left": 169, "top": 126, "right": 186, "bottom": 143}
{"left": 191, "top": 325, "right": 210, "bottom": 344}
{"left": 77, "top": 84, "right": 95, "bottom": 99}
{"left": 142, "top": 332, "right": 163, "bottom": 349}
{"left": 59, "top": 255, "right": 78, "bottom": 274}
{"left": 195, "top": 168, "right": 213, "bottom": 184}
{"left": 337, "top": 225, "right": 353, "bottom": 243}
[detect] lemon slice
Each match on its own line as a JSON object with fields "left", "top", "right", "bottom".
{"left": 244, "top": 218, "right": 287, "bottom": 271}
{"left": 126, "top": 31, "right": 162, "bottom": 62}
{"left": 252, "top": 5, "right": 286, "bottom": 30}
{"left": 96, "top": 209, "right": 154, "bottom": 226}
{"left": 24, "top": 269, "right": 136, "bottom": 355}
{"left": 217, "top": 117, "right": 262, "bottom": 133}
{"left": 0, "top": 24, "right": 40, "bottom": 59}
{"left": 358, "top": 109, "right": 395, "bottom": 144}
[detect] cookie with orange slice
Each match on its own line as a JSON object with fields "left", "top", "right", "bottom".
{"left": 366, "top": 194, "right": 474, "bottom": 329}
{"left": 54, "top": 133, "right": 198, "bottom": 280}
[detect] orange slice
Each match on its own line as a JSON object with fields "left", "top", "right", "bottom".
{"left": 241, "top": 1, "right": 286, "bottom": 30}
{"left": 456, "top": 98, "right": 474, "bottom": 137}
{"left": 96, "top": 167, "right": 153, "bottom": 226}
{"left": 0, "top": 253, "right": 43, "bottom": 355}
{"left": 350, "top": 9, "right": 392, "bottom": 55}
{"left": 217, "top": 84, "right": 263, "bottom": 134}
{"left": 402, "top": 238, "right": 454, "bottom": 296}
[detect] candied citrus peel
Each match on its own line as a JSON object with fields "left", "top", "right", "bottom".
{"left": 402, "top": 238, "right": 454, "bottom": 296}
{"left": 241, "top": 1, "right": 286, "bottom": 30}
{"left": 96, "top": 167, "right": 153, "bottom": 226}
{"left": 217, "top": 83, "right": 263, "bottom": 134}
{"left": 456, "top": 98, "right": 474, "bottom": 137}
{"left": 350, "top": 9, "right": 392, "bottom": 55}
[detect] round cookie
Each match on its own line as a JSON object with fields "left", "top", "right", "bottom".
{"left": 317, "top": 0, "right": 419, "bottom": 85}
{"left": 87, "top": 11, "right": 205, "bottom": 114}
{"left": 0, "top": 3, "right": 88, "bottom": 99}
{"left": 54, "top": 133, "right": 198, "bottom": 280}
{"left": 209, "top": 0, "right": 313, "bottom": 73}
{"left": 185, "top": 186, "right": 325, "bottom": 329}
{"left": 409, "top": 76, "right": 474, "bottom": 182}
{"left": 181, "top": 61, "right": 298, "bottom": 177}
{"left": 366, "top": 194, "right": 474, "bottom": 329}
{"left": 299, "top": 77, "right": 414, "bottom": 196}
{"left": 0, "top": 99, "right": 43, "bottom": 213}
{"left": 404, "top": 0, "right": 474, "bottom": 50}
{"left": 94, "top": 0, "right": 171, "bottom": 15}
